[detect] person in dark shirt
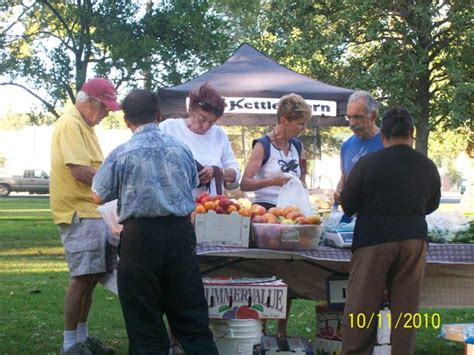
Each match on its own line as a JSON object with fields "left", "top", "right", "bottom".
{"left": 93, "top": 90, "right": 218, "bottom": 355}
{"left": 340, "top": 106, "right": 441, "bottom": 355}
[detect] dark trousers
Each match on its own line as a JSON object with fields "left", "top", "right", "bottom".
{"left": 117, "top": 216, "right": 218, "bottom": 355}
{"left": 342, "top": 239, "right": 427, "bottom": 355}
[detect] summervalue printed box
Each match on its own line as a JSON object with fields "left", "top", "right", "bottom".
{"left": 195, "top": 211, "right": 251, "bottom": 247}
{"left": 316, "top": 305, "right": 343, "bottom": 341}
{"left": 203, "top": 277, "right": 287, "bottom": 319}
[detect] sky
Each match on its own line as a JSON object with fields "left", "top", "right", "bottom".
{"left": 0, "top": 83, "right": 38, "bottom": 116}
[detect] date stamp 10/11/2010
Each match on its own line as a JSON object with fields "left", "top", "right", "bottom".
{"left": 348, "top": 312, "right": 441, "bottom": 330}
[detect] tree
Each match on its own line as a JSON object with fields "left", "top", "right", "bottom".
{"left": 0, "top": 0, "right": 234, "bottom": 118}
{"left": 246, "top": 0, "right": 473, "bottom": 155}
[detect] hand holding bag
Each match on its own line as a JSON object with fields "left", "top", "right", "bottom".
{"left": 277, "top": 174, "right": 312, "bottom": 216}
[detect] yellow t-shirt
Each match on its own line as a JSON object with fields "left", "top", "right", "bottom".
{"left": 50, "top": 105, "right": 103, "bottom": 224}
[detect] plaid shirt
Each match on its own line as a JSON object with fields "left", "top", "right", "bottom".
{"left": 93, "top": 123, "right": 198, "bottom": 223}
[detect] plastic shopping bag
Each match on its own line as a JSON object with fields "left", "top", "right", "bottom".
{"left": 97, "top": 200, "right": 122, "bottom": 247}
{"left": 277, "top": 174, "right": 312, "bottom": 216}
{"left": 322, "top": 204, "right": 356, "bottom": 230}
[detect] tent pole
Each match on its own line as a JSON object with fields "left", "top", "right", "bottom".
{"left": 312, "top": 126, "right": 322, "bottom": 190}
{"left": 241, "top": 125, "right": 246, "bottom": 166}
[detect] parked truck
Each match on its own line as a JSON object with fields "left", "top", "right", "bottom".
{"left": 0, "top": 169, "right": 49, "bottom": 197}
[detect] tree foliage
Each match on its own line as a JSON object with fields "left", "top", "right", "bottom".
{"left": 0, "top": 0, "right": 234, "bottom": 118}
{"left": 245, "top": 0, "right": 473, "bottom": 155}
{"left": 0, "top": 0, "right": 471, "bottom": 158}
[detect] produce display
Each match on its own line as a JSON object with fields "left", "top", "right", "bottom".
{"left": 193, "top": 192, "right": 247, "bottom": 216}
{"left": 192, "top": 193, "right": 324, "bottom": 250}
{"left": 192, "top": 192, "right": 322, "bottom": 225}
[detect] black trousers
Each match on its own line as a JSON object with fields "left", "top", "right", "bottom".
{"left": 118, "top": 216, "right": 218, "bottom": 355}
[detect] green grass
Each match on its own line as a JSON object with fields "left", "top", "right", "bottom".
{"left": 0, "top": 197, "right": 127, "bottom": 354}
{"left": 0, "top": 197, "right": 471, "bottom": 354}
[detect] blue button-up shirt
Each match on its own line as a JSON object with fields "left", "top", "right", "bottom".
{"left": 92, "top": 123, "right": 198, "bottom": 223}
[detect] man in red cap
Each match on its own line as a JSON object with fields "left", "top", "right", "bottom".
{"left": 50, "top": 78, "right": 120, "bottom": 355}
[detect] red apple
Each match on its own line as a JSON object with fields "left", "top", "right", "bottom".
{"left": 252, "top": 215, "right": 266, "bottom": 223}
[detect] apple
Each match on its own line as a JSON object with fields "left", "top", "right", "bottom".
{"left": 236, "top": 305, "right": 259, "bottom": 319}
{"left": 204, "top": 201, "right": 216, "bottom": 211}
{"left": 286, "top": 211, "right": 304, "bottom": 221}
{"left": 281, "top": 219, "right": 295, "bottom": 225}
{"left": 283, "top": 205, "right": 301, "bottom": 217}
{"left": 196, "top": 191, "right": 209, "bottom": 203}
{"left": 226, "top": 205, "right": 238, "bottom": 214}
{"left": 195, "top": 204, "right": 206, "bottom": 214}
{"left": 262, "top": 213, "right": 279, "bottom": 224}
{"left": 306, "top": 215, "right": 322, "bottom": 225}
{"left": 268, "top": 207, "right": 284, "bottom": 217}
{"left": 239, "top": 207, "right": 252, "bottom": 217}
{"left": 251, "top": 204, "right": 267, "bottom": 217}
{"left": 219, "top": 198, "right": 232, "bottom": 210}
{"left": 215, "top": 206, "right": 226, "bottom": 214}
{"left": 252, "top": 215, "right": 266, "bottom": 223}
{"left": 294, "top": 216, "right": 307, "bottom": 225}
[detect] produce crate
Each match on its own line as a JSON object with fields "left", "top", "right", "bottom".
{"left": 203, "top": 277, "right": 287, "bottom": 320}
{"left": 195, "top": 210, "right": 251, "bottom": 247}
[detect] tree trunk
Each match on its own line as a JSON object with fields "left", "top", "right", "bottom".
{"left": 415, "top": 71, "right": 430, "bottom": 156}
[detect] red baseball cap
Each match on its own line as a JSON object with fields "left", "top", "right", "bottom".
{"left": 81, "top": 78, "right": 121, "bottom": 111}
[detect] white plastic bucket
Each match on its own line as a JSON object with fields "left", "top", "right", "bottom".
{"left": 210, "top": 319, "right": 262, "bottom": 355}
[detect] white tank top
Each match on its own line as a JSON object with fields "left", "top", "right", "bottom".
{"left": 253, "top": 140, "right": 301, "bottom": 206}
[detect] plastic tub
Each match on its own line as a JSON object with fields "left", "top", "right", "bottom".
{"left": 251, "top": 223, "right": 322, "bottom": 250}
{"left": 210, "top": 319, "right": 262, "bottom": 355}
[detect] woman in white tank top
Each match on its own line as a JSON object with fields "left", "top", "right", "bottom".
{"left": 240, "top": 93, "right": 311, "bottom": 209}
{"left": 239, "top": 93, "right": 312, "bottom": 340}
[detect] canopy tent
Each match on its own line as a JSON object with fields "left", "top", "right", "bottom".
{"left": 158, "top": 43, "right": 354, "bottom": 128}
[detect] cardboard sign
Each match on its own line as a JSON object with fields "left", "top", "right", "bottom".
{"left": 195, "top": 211, "right": 250, "bottom": 247}
{"left": 326, "top": 276, "right": 349, "bottom": 308}
{"left": 316, "top": 305, "right": 343, "bottom": 341}
{"left": 203, "top": 277, "right": 287, "bottom": 319}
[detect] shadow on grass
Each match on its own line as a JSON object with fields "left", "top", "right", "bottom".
{"left": 0, "top": 269, "right": 128, "bottom": 354}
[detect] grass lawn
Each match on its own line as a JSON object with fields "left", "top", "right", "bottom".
{"left": 0, "top": 196, "right": 471, "bottom": 354}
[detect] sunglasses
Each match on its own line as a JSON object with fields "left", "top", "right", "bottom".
{"left": 198, "top": 101, "right": 224, "bottom": 117}
{"left": 278, "top": 159, "right": 299, "bottom": 173}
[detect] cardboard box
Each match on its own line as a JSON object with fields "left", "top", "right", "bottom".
{"left": 372, "top": 344, "right": 391, "bottom": 355}
{"left": 326, "top": 276, "right": 349, "bottom": 308}
{"left": 316, "top": 305, "right": 343, "bottom": 341}
{"left": 261, "top": 336, "right": 313, "bottom": 354}
{"left": 203, "top": 277, "right": 287, "bottom": 319}
{"left": 252, "top": 223, "right": 322, "bottom": 250}
{"left": 377, "top": 308, "right": 391, "bottom": 345}
{"left": 313, "top": 337, "right": 342, "bottom": 355}
{"left": 195, "top": 210, "right": 250, "bottom": 247}
{"left": 440, "top": 323, "right": 474, "bottom": 343}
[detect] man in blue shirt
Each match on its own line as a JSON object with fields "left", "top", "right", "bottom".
{"left": 334, "top": 91, "right": 384, "bottom": 204}
{"left": 92, "top": 90, "right": 218, "bottom": 355}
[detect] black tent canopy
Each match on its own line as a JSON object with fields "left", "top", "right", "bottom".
{"left": 159, "top": 43, "right": 354, "bottom": 127}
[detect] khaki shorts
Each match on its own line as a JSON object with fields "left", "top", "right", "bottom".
{"left": 59, "top": 214, "right": 117, "bottom": 277}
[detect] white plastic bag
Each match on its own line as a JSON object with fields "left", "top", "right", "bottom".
{"left": 277, "top": 174, "right": 312, "bottom": 216}
{"left": 426, "top": 210, "right": 471, "bottom": 243}
{"left": 322, "top": 204, "right": 356, "bottom": 230}
{"left": 97, "top": 200, "right": 122, "bottom": 247}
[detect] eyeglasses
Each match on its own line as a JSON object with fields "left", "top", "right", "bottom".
{"left": 92, "top": 97, "right": 109, "bottom": 113}
{"left": 278, "top": 159, "right": 299, "bottom": 173}
{"left": 198, "top": 101, "right": 224, "bottom": 117}
{"left": 345, "top": 114, "right": 366, "bottom": 121}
